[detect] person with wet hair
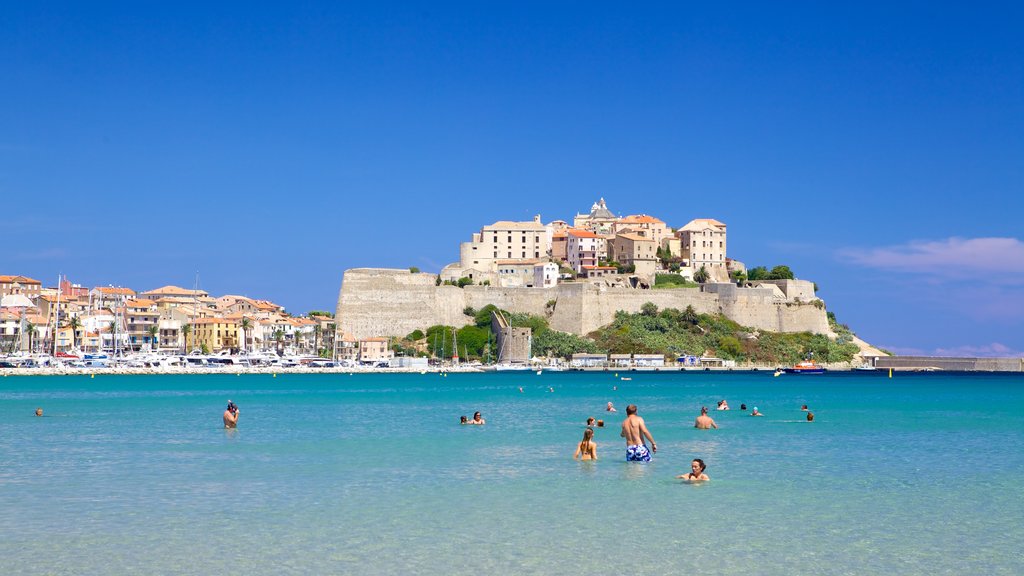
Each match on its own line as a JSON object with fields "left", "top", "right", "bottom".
{"left": 677, "top": 458, "right": 709, "bottom": 482}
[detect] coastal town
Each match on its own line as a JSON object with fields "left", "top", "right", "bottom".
{"left": 2, "top": 198, "right": 839, "bottom": 372}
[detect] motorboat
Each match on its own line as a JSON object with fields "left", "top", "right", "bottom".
{"left": 783, "top": 360, "right": 826, "bottom": 374}
{"left": 494, "top": 363, "right": 531, "bottom": 372}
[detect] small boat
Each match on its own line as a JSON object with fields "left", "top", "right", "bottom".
{"left": 783, "top": 360, "right": 826, "bottom": 374}
{"left": 853, "top": 363, "right": 877, "bottom": 372}
{"left": 494, "top": 363, "right": 531, "bottom": 372}
{"left": 620, "top": 377, "right": 632, "bottom": 381}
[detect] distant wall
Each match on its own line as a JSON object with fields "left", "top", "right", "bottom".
{"left": 336, "top": 268, "right": 831, "bottom": 339}
{"left": 873, "top": 356, "right": 1024, "bottom": 372}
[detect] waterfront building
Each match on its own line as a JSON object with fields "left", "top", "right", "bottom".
{"left": 124, "top": 299, "right": 160, "bottom": 351}
{"left": 91, "top": 286, "right": 136, "bottom": 312}
{"left": 140, "top": 285, "right": 208, "bottom": 304}
{"left": 358, "top": 337, "right": 392, "bottom": 364}
{"left": 189, "top": 317, "right": 239, "bottom": 353}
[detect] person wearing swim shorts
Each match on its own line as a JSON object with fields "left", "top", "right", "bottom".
{"left": 620, "top": 404, "right": 656, "bottom": 462}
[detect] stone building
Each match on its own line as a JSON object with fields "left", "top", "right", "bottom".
{"left": 678, "top": 218, "right": 728, "bottom": 281}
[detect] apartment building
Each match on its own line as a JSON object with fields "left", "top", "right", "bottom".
{"left": 609, "top": 232, "right": 658, "bottom": 277}
{"left": 140, "top": 285, "right": 208, "bottom": 304}
{"left": 358, "top": 337, "right": 392, "bottom": 364}
{"left": 91, "top": 286, "right": 136, "bottom": 312}
{"left": 613, "top": 215, "right": 672, "bottom": 247}
{"left": 678, "top": 218, "right": 728, "bottom": 279}
{"left": 566, "top": 228, "right": 605, "bottom": 273}
{"left": 124, "top": 299, "right": 161, "bottom": 351}
{"left": 189, "top": 317, "right": 239, "bottom": 353}
{"left": 457, "top": 215, "right": 551, "bottom": 273}
{"left": 0, "top": 275, "right": 42, "bottom": 300}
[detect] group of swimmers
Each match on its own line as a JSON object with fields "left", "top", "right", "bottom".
{"left": 459, "top": 412, "right": 485, "bottom": 425}
{"left": 572, "top": 403, "right": 708, "bottom": 482}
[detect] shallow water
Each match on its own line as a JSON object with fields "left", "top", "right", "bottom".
{"left": 1, "top": 371, "right": 1022, "bottom": 575}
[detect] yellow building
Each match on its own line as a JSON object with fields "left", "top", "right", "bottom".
{"left": 189, "top": 317, "right": 239, "bottom": 353}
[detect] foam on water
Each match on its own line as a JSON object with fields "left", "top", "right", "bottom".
{"left": 1, "top": 371, "right": 1022, "bottom": 575}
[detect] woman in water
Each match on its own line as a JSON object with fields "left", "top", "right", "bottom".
{"left": 677, "top": 458, "right": 709, "bottom": 481}
{"left": 573, "top": 427, "right": 598, "bottom": 461}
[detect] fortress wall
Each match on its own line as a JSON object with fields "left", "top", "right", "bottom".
{"left": 337, "top": 268, "right": 830, "bottom": 339}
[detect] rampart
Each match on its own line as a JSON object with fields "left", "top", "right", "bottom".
{"left": 336, "top": 268, "right": 831, "bottom": 339}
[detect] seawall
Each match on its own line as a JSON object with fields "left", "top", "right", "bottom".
{"left": 336, "top": 268, "right": 831, "bottom": 339}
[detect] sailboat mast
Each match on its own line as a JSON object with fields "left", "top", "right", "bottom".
{"left": 52, "top": 273, "right": 61, "bottom": 356}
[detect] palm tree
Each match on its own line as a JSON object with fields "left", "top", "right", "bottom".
{"left": 240, "top": 317, "right": 252, "bottom": 353}
{"left": 694, "top": 265, "right": 710, "bottom": 284}
{"left": 181, "top": 324, "right": 191, "bottom": 354}
{"left": 147, "top": 325, "right": 159, "bottom": 351}
{"left": 274, "top": 329, "right": 285, "bottom": 355}
{"left": 26, "top": 321, "right": 36, "bottom": 353}
{"left": 65, "top": 316, "right": 82, "bottom": 352}
{"left": 313, "top": 324, "right": 322, "bottom": 357}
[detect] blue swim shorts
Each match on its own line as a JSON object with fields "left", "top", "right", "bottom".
{"left": 626, "top": 444, "right": 651, "bottom": 462}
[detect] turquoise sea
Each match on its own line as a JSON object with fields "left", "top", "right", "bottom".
{"left": 1, "top": 371, "right": 1022, "bottom": 575}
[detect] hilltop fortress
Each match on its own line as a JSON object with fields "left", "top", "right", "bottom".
{"left": 337, "top": 200, "right": 835, "bottom": 341}
{"left": 336, "top": 268, "right": 830, "bottom": 340}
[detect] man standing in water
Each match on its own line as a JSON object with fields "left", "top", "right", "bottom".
{"left": 223, "top": 400, "right": 239, "bottom": 429}
{"left": 695, "top": 406, "right": 718, "bottom": 429}
{"left": 620, "top": 404, "right": 656, "bottom": 461}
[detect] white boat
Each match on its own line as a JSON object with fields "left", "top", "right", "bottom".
{"left": 494, "top": 363, "right": 531, "bottom": 372}
{"left": 853, "top": 363, "right": 877, "bottom": 371}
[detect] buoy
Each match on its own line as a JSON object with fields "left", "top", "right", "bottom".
{"left": 91, "top": 374, "right": 94, "bottom": 379}
{"left": 273, "top": 373, "right": 277, "bottom": 378}
{"left": 889, "top": 368, "right": 893, "bottom": 379}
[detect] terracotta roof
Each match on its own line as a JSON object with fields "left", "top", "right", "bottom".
{"left": 567, "top": 228, "right": 600, "bottom": 238}
{"left": 95, "top": 286, "right": 136, "bottom": 295}
{"left": 142, "top": 285, "right": 206, "bottom": 296}
{"left": 551, "top": 232, "right": 567, "bottom": 239}
{"left": 582, "top": 265, "right": 617, "bottom": 270}
{"left": 620, "top": 214, "right": 664, "bottom": 224}
{"left": 680, "top": 218, "right": 726, "bottom": 232}
{"left": 126, "top": 299, "right": 156, "bottom": 308}
{"left": 0, "top": 275, "right": 42, "bottom": 284}
{"left": 360, "top": 337, "right": 389, "bottom": 342}
{"left": 484, "top": 220, "right": 547, "bottom": 231}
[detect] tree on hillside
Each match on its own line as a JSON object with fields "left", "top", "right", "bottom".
{"left": 694, "top": 265, "right": 710, "bottom": 284}
{"left": 767, "top": 265, "right": 795, "bottom": 280}
{"left": 747, "top": 266, "right": 768, "bottom": 281}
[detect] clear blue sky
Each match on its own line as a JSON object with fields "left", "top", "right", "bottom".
{"left": 2, "top": 2, "right": 1022, "bottom": 356}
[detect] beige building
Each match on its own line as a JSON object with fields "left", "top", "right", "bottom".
{"left": 678, "top": 218, "right": 728, "bottom": 280}
{"left": 359, "top": 337, "right": 392, "bottom": 364}
{"left": 140, "top": 285, "right": 208, "bottom": 304}
{"left": 609, "top": 233, "right": 658, "bottom": 278}
{"left": 0, "top": 275, "right": 42, "bottom": 300}
{"left": 458, "top": 216, "right": 550, "bottom": 272}
{"left": 614, "top": 215, "right": 672, "bottom": 247}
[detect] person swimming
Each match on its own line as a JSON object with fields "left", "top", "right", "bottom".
{"left": 573, "top": 427, "right": 597, "bottom": 461}
{"left": 677, "top": 458, "right": 709, "bottom": 481}
{"left": 806, "top": 412, "right": 814, "bottom": 422}
{"left": 587, "top": 417, "right": 596, "bottom": 426}
{"left": 460, "top": 415, "right": 469, "bottom": 425}
{"left": 470, "top": 411, "right": 485, "bottom": 425}
{"left": 751, "top": 407, "right": 763, "bottom": 417}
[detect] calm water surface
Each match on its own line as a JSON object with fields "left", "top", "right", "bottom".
{"left": 1, "top": 371, "right": 1022, "bottom": 575}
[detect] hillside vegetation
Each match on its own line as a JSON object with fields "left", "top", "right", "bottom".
{"left": 397, "top": 302, "right": 858, "bottom": 365}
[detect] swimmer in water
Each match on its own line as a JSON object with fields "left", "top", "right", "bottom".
{"left": 470, "top": 411, "right": 485, "bottom": 425}
{"left": 806, "top": 412, "right": 814, "bottom": 422}
{"left": 35, "top": 408, "right": 43, "bottom": 417}
{"left": 606, "top": 402, "right": 617, "bottom": 412}
{"left": 587, "top": 417, "right": 596, "bottom": 426}
{"left": 460, "top": 415, "right": 469, "bottom": 425}
{"left": 751, "top": 407, "right": 763, "bottom": 417}
{"left": 677, "top": 458, "right": 709, "bottom": 481}
{"left": 573, "top": 427, "right": 597, "bottom": 461}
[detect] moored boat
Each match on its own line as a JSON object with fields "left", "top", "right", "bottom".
{"left": 782, "top": 360, "right": 826, "bottom": 374}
